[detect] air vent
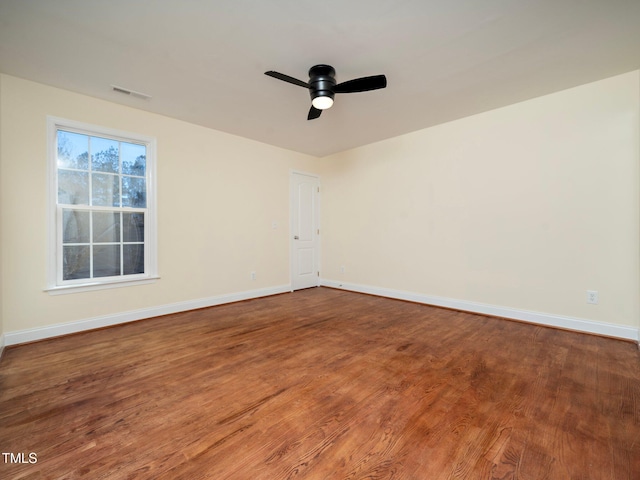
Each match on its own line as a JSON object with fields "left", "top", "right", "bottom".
{"left": 111, "top": 85, "right": 152, "bottom": 100}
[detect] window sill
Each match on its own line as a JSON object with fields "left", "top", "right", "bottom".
{"left": 45, "top": 276, "right": 160, "bottom": 295}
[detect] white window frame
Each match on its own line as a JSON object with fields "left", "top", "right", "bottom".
{"left": 46, "top": 116, "right": 158, "bottom": 294}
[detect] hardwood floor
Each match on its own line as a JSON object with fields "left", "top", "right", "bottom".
{"left": 1, "top": 287, "right": 639, "bottom": 479}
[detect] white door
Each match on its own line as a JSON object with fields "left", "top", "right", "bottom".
{"left": 291, "top": 172, "right": 320, "bottom": 290}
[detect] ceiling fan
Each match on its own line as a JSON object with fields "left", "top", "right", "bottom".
{"left": 264, "top": 64, "right": 387, "bottom": 120}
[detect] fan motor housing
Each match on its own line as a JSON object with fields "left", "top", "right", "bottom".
{"left": 309, "top": 64, "right": 336, "bottom": 103}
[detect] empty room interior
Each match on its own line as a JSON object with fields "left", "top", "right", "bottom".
{"left": 1, "top": 1, "right": 639, "bottom": 479}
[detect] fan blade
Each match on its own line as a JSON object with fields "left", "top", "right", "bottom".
{"left": 334, "top": 75, "right": 387, "bottom": 93}
{"left": 307, "top": 106, "right": 322, "bottom": 120}
{"left": 264, "top": 71, "right": 309, "bottom": 88}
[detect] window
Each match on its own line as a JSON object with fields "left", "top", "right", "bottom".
{"left": 47, "top": 117, "right": 157, "bottom": 293}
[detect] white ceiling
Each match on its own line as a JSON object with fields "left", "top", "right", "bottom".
{"left": 1, "top": 0, "right": 639, "bottom": 157}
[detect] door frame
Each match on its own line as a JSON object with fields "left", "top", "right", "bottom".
{"left": 289, "top": 170, "right": 321, "bottom": 291}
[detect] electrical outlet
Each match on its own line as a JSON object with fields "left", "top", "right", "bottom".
{"left": 586, "top": 290, "right": 599, "bottom": 304}
{"left": 250, "top": 271, "right": 256, "bottom": 281}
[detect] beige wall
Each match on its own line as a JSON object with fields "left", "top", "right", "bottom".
{"left": 0, "top": 74, "right": 317, "bottom": 334}
{"left": 1, "top": 71, "right": 639, "bottom": 341}
{"left": 319, "top": 71, "right": 640, "bottom": 329}
{"left": 0, "top": 74, "right": 4, "bottom": 349}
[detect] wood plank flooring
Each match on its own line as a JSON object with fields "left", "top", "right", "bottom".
{"left": 1, "top": 287, "right": 639, "bottom": 479}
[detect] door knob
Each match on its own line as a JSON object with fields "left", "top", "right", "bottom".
{"left": 294, "top": 236, "right": 299, "bottom": 240}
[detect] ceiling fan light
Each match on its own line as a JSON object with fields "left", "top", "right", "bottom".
{"left": 312, "top": 95, "right": 334, "bottom": 110}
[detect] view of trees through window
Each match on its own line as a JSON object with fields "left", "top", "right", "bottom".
{"left": 57, "top": 129, "right": 147, "bottom": 282}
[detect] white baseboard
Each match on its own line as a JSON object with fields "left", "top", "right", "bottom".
{"left": 320, "top": 279, "right": 639, "bottom": 342}
{"left": 4, "top": 282, "right": 638, "bottom": 348}
{"left": 4, "top": 285, "right": 291, "bottom": 346}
